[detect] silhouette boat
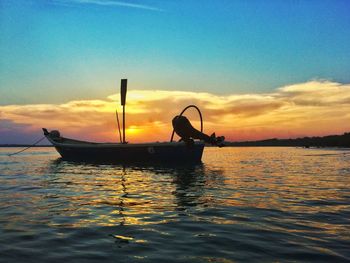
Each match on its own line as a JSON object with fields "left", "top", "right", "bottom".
{"left": 43, "top": 79, "right": 224, "bottom": 164}
{"left": 43, "top": 129, "right": 205, "bottom": 164}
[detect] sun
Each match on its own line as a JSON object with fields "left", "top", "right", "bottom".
{"left": 126, "top": 125, "right": 142, "bottom": 135}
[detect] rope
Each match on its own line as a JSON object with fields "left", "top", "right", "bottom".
{"left": 8, "top": 136, "right": 46, "bottom": 156}
{"left": 170, "top": 105, "right": 203, "bottom": 142}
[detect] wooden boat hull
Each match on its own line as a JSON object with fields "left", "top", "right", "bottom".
{"left": 44, "top": 130, "right": 204, "bottom": 164}
{"left": 55, "top": 142, "right": 204, "bottom": 164}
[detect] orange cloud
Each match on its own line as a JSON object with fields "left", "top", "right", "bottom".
{"left": 1, "top": 80, "right": 350, "bottom": 143}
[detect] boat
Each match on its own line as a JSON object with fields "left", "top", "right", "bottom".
{"left": 43, "top": 79, "right": 224, "bottom": 164}
{"left": 43, "top": 129, "right": 205, "bottom": 164}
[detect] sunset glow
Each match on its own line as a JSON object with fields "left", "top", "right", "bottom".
{"left": 1, "top": 1, "right": 350, "bottom": 143}
{"left": 1, "top": 80, "right": 349, "bottom": 143}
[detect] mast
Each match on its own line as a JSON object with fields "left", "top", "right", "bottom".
{"left": 120, "top": 79, "right": 127, "bottom": 144}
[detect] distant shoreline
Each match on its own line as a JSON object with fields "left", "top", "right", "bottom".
{"left": 1, "top": 132, "right": 349, "bottom": 148}
{"left": 1, "top": 145, "right": 350, "bottom": 149}
{"left": 225, "top": 132, "right": 350, "bottom": 148}
{"left": 0, "top": 145, "right": 53, "bottom": 147}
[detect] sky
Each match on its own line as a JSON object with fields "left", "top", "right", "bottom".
{"left": 1, "top": 0, "right": 350, "bottom": 143}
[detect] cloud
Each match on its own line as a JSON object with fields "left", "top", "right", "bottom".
{"left": 0, "top": 119, "right": 43, "bottom": 144}
{"left": 54, "top": 0, "right": 164, "bottom": 11}
{"left": 278, "top": 80, "right": 350, "bottom": 106}
{"left": 1, "top": 80, "right": 350, "bottom": 143}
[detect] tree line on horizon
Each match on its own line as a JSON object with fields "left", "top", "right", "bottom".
{"left": 226, "top": 132, "right": 350, "bottom": 148}
{"left": 1, "top": 132, "right": 350, "bottom": 148}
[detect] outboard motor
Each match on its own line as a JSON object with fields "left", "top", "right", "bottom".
{"left": 172, "top": 115, "right": 225, "bottom": 147}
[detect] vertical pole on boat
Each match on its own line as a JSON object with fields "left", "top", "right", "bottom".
{"left": 121, "top": 79, "right": 127, "bottom": 144}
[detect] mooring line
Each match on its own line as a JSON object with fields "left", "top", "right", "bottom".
{"left": 8, "top": 136, "right": 46, "bottom": 156}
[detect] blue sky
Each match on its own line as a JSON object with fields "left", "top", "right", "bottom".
{"left": 1, "top": 0, "right": 350, "bottom": 105}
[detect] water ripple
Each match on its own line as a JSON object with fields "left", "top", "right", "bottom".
{"left": 0, "top": 147, "right": 349, "bottom": 262}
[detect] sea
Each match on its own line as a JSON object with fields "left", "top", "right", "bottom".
{"left": 0, "top": 147, "right": 349, "bottom": 262}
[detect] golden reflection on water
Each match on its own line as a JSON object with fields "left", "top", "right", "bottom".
{"left": 1, "top": 147, "right": 349, "bottom": 241}
{"left": 31, "top": 159, "right": 224, "bottom": 229}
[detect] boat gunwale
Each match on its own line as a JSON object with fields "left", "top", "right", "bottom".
{"left": 45, "top": 136, "right": 205, "bottom": 149}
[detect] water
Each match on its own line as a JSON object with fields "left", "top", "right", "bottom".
{"left": 0, "top": 147, "right": 349, "bottom": 262}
